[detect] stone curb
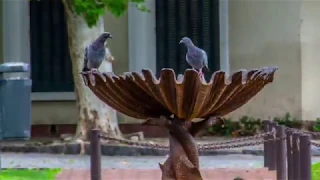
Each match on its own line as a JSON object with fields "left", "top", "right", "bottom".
{"left": 1, "top": 143, "right": 320, "bottom": 156}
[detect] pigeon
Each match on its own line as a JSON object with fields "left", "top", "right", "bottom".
{"left": 82, "top": 32, "right": 112, "bottom": 73}
{"left": 179, "top": 37, "right": 209, "bottom": 77}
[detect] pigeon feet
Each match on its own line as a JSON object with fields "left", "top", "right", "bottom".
{"left": 89, "top": 69, "right": 99, "bottom": 74}
{"left": 198, "top": 71, "right": 204, "bottom": 79}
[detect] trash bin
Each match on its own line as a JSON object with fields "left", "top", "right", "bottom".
{"left": 0, "top": 62, "right": 32, "bottom": 140}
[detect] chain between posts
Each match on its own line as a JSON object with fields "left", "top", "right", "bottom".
{"left": 98, "top": 130, "right": 278, "bottom": 150}
{"left": 311, "top": 141, "right": 320, "bottom": 147}
{"left": 99, "top": 134, "right": 169, "bottom": 149}
{"left": 199, "top": 134, "right": 285, "bottom": 151}
{"left": 285, "top": 126, "right": 320, "bottom": 136}
{"left": 200, "top": 131, "right": 274, "bottom": 147}
{"left": 303, "top": 131, "right": 320, "bottom": 137}
{"left": 96, "top": 121, "right": 320, "bottom": 150}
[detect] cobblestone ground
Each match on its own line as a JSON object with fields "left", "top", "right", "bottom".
{"left": 1, "top": 153, "right": 320, "bottom": 169}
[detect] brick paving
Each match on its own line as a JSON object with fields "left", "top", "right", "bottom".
{"left": 56, "top": 168, "right": 276, "bottom": 180}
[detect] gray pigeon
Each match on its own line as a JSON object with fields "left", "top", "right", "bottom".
{"left": 82, "top": 32, "right": 112, "bottom": 72}
{"left": 179, "top": 37, "right": 209, "bottom": 77}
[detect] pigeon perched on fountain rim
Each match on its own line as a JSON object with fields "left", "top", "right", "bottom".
{"left": 82, "top": 32, "right": 112, "bottom": 72}
{"left": 179, "top": 37, "right": 209, "bottom": 76}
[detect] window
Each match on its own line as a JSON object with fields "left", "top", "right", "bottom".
{"left": 30, "top": 0, "right": 74, "bottom": 92}
{"left": 155, "top": 0, "right": 220, "bottom": 78}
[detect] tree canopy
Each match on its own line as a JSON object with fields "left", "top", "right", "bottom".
{"left": 66, "top": 0, "right": 148, "bottom": 27}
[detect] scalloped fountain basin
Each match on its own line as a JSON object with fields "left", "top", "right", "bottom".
{"left": 81, "top": 67, "right": 278, "bottom": 121}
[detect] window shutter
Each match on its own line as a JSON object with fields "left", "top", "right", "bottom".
{"left": 156, "top": 0, "right": 220, "bottom": 78}
{"left": 30, "top": 0, "right": 73, "bottom": 92}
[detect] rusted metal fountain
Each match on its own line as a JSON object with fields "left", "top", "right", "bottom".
{"left": 81, "top": 67, "right": 278, "bottom": 180}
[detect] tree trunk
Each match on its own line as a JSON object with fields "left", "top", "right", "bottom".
{"left": 63, "top": 1, "right": 122, "bottom": 140}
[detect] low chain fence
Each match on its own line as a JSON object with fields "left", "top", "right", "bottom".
{"left": 90, "top": 120, "right": 318, "bottom": 180}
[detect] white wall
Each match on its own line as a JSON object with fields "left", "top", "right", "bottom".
{"left": 301, "top": 0, "right": 320, "bottom": 120}
{"left": 228, "top": 0, "right": 302, "bottom": 119}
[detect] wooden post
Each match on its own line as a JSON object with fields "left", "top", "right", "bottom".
{"left": 276, "top": 125, "right": 286, "bottom": 180}
{"left": 292, "top": 132, "right": 301, "bottom": 180}
{"left": 268, "top": 121, "right": 277, "bottom": 170}
{"left": 286, "top": 130, "right": 293, "bottom": 180}
{"left": 263, "top": 120, "right": 270, "bottom": 168}
{"left": 299, "top": 134, "right": 311, "bottom": 180}
{"left": 90, "top": 129, "right": 102, "bottom": 180}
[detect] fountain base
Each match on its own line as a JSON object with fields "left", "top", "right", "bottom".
{"left": 144, "top": 116, "right": 221, "bottom": 180}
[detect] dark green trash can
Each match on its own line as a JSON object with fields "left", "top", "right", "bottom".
{"left": 0, "top": 62, "right": 32, "bottom": 140}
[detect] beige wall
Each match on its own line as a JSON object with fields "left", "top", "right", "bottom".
{"left": 300, "top": 0, "right": 320, "bottom": 120}
{"left": 32, "top": 101, "right": 77, "bottom": 124}
{"left": 227, "top": 0, "right": 320, "bottom": 120}
{"left": 227, "top": 0, "right": 303, "bottom": 120}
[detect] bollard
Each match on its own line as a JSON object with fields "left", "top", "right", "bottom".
{"left": 263, "top": 120, "right": 271, "bottom": 168}
{"left": 275, "top": 125, "right": 287, "bottom": 180}
{"left": 268, "top": 121, "right": 277, "bottom": 170}
{"left": 292, "top": 132, "right": 301, "bottom": 180}
{"left": 90, "top": 129, "right": 102, "bottom": 180}
{"left": 286, "top": 130, "right": 293, "bottom": 180}
{"left": 299, "top": 134, "right": 311, "bottom": 180}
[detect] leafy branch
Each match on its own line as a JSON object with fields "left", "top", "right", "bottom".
{"left": 65, "top": 0, "right": 149, "bottom": 28}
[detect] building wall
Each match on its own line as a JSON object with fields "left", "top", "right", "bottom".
{"left": 227, "top": 0, "right": 302, "bottom": 120}
{"left": 3, "top": 0, "right": 320, "bottom": 125}
{"left": 300, "top": 0, "right": 320, "bottom": 120}
{"left": 227, "top": 0, "right": 320, "bottom": 120}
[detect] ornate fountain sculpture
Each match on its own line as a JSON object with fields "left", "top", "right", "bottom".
{"left": 81, "top": 67, "right": 278, "bottom": 180}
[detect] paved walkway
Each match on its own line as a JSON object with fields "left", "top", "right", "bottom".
{"left": 1, "top": 153, "right": 317, "bottom": 179}
{"left": 56, "top": 168, "right": 276, "bottom": 180}
{"left": 2, "top": 153, "right": 320, "bottom": 169}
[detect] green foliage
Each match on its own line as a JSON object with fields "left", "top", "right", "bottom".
{"left": 236, "top": 116, "right": 262, "bottom": 136}
{"left": 312, "top": 118, "right": 320, "bottom": 132}
{"left": 208, "top": 118, "right": 239, "bottom": 137}
{"left": 273, "top": 112, "right": 302, "bottom": 128}
{"left": 0, "top": 168, "right": 61, "bottom": 180}
{"left": 208, "top": 116, "right": 263, "bottom": 137}
{"left": 68, "top": 0, "right": 149, "bottom": 28}
{"left": 312, "top": 162, "right": 320, "bottom": 180}
{"left": 207, "top": 113, "right": 305, "bottom": 137}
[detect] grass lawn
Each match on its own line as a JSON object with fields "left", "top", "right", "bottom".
{"left": 312, "top": 162, "right": 320, "bottom": 180}
{"left": 0, "top": 168, "right": 61, "bottom": 180}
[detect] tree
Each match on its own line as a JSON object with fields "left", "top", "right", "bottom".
{"left": 62, "top": 0, "right": 148, "bottom": 140}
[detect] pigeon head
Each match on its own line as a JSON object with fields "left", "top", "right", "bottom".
{"left": 97, "top": 32, "right": 112, "bottom": 43}
{"left": 179, "top": 37, "right": 194, "bottom": 47}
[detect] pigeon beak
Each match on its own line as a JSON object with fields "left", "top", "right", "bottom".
{"left": 109, "top": 35, "right": 112, "bottom": 39}
{"left": 179, "top": 40, "right": 182, "bottom": 44}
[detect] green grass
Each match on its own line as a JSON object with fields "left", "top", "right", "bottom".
{"left": 313, "top": 162, "right": 320, "bottom": 180}
{"left": 0, "top": 168, "right": 61, "bottom": 180}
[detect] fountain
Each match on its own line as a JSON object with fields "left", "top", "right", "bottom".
{"left": 81, "top": 67, "right": 278, "bottom": 180}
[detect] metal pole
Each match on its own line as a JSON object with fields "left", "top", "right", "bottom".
{"left": 90, "top": 129, "right": 102, "bottom": 180}
{"left": 269, "top": 121, "right": 277, "bottom": 170}
{"left": 292, "top": 132, "right": 301, "bottom": 180}
{"left": 299, "top": 134, "right": 311, "bottom": 180}
{"left": 286, "top": 130, "right": 293, "bottom": 180}
{"left": 263, "top": 120, "right": 270, "bottom": 168}
{"left": 276, "top": 125, "right": 287, "bottom": 180}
